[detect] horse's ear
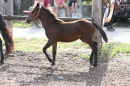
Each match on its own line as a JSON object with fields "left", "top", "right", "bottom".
{"left": 36, "top": 3, "right": 40, "bottom": 8}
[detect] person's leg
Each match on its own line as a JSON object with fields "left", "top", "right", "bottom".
{"left": 107, "top": 5, "right": 115, "bottom": 31}
{"left": 71, "top": 2, "right": 75, "bottom": 18}
{"left": 71, "top": 2, "right": 75, "bottom": 13}
{"left": 74, "top": 2, "right": 78, "bottom": 18}
{"left": 74, "top": 2, "right": 78, "bottom": 13}
{"left": 54, "top": 2, "right": 59, "bottom": 16}
{"left": 38, "top": 21, "right": 42, "bottom": 28}
{"left": 109, "top": 15, "right": 115, "bottom": 31}
{"left": 33, "top": 21, "right": 36, "bottom": 29}
{"left": 106, "top": 22, "right": 110, "bottom": 30}
{"left": 107, "top": 17, "right": 115, "bottom": 31}
{"left": 63, "top": 3, "right": 70, "bottom": 17}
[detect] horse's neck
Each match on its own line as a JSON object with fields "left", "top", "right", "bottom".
{"left": 39, "top": 9, "right": 56, "bottom": 29}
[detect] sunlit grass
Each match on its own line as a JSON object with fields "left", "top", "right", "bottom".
{"left": 14, "top": 38, "right": 89, "bottom": 52}
{"left": 101, "top": 42, "right": 130, "bottom": 58}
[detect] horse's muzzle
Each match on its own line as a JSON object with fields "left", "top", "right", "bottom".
{"left": 26, "top": 18, "right": 31, "bottom": 23}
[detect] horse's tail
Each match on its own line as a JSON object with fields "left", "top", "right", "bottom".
{"left": 0, "top": 14, "right": 14, "bottom": 54}
{"left": 92, "top": 23, "right": 108, "bottom": 43}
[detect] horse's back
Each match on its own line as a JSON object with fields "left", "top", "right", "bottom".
{"left": 77, "top": 20, "right": 95, "bottom": 34}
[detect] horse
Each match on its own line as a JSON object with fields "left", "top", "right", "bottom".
{"left": 26, "top": 3, "right": 108, "bottom": 67}
{"left": 0, "top": 13, "right": 14, "bottom": 64}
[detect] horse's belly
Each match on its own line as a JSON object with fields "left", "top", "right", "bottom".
{"left": 58, "top": 34, "right": 81, "bottom": 42}
{"left": 59, "top": 39, "right": 78, "bottom": 42}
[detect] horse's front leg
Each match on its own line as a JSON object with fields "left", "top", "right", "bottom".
{"left": 52, "top": 43, "right": 57, "bottom": 65}
{"left": 0, "top": 39, "right": 4, "bottom": 65}
{"left": 43, "top": 39, "right": 56, "bottom": 65}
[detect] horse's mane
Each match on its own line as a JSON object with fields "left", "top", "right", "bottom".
{"left": 41, "top": 7, "right": 63, "bottom": 22}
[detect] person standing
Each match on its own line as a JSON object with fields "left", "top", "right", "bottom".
{"left": 68, "top": 0, "right": 78, "bottom": 18}
{"left": 103, "top": 0, "right": 116, "bottom": 31}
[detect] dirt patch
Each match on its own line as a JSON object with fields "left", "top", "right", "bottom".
{"left": 0, "top": 51, "right": 130, "bottom": 86}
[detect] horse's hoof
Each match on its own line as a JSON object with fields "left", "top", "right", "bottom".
{"left": 48, "top": 64, "right": 55, "bottom": 69}
{"left": 50, "top": 65, "right": 55, "bottom": 68}
{"left": 52, "top": 62, "right": 56, "bottom": 65}
{"left": 93, "top": 64, "right": 97, "bottom": 67}
{"left": 46, "top": 62, "right": 55, "bottom": 68}
{"left": 90, "top": 63, "right": 97, "bottom": 68}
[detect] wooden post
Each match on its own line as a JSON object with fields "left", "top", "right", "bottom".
{"left": 0, "top": 0, "right": 3, "bottom": 14}
{"left": 91, "top": 0, "right": 102, "bottom": 55}
{"left": 7, "top": 0, "right": 13, "bottom": 30}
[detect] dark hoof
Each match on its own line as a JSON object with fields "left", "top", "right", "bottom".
{"left": 51, "top": 62, "right": 56, "bottom": 65}
{"left": 93, "top": 64, "right": 97, "bottom": 67}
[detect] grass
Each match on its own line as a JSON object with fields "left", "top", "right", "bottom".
{"left": 101, "top": 42, "right": 130, "bottom": 58}
{"left": 11, "top": 38, "right": 130, "bottom": 59}
{"left": 13, "top": 20, "right": 32, "bottom": 28}
{"left": 13, "top": 20, "right": 43, "bottom": 28}
{"left": 13, "top": 38, "right": 89, "bottom": 52}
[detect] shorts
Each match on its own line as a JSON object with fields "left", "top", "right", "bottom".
{"left": 68, "top": 0, "right": 77, "bottom": 6}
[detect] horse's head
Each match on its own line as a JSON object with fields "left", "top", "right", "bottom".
{"left": 26, "top": 3, "right": 41, "bottom": 23}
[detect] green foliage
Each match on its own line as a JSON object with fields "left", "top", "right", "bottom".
{"left": 82, "top": 1, "right": 92, "bottom": 5}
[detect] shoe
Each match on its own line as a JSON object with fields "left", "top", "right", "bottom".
{"left": 104, "top": 23, "right": 108, "bottom": 27}
{"left": 38, "top": 24, "right": 42, "bottom": 28}
{"left": 74, "top": 13, "right": 78, "bottom": 18}
{"left": 107, "top": 26, "right": 110, "bottom": 29}
{"left": 107, "top": 26, "right": 115, "bottom": 31}
{"left": 33, "top": 25, "right": 36, "bottom": 29}
{"left": 72, "top": 13, "right": 75, "bottom": 18}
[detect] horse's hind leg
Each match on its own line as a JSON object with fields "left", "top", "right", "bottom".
{"left": 0, "top": 39, "right": 4, "bottom": 64}
{"left": 88, "top": 41, "right": 97, "bottom": 67}
{"left": 92, "top": 41, "right": 98, "bottom": 67}
{"left": 80, "top": 37, "right": 98, "bottom": 67}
